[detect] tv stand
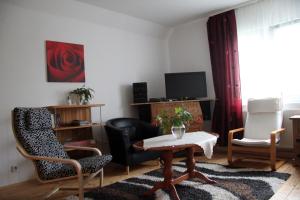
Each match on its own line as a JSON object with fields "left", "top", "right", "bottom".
{"left": 131, "top": 98, "right": 214, "bottom": 132}
{"left": 186, "top": 97, "right": 197, "bottom": 100}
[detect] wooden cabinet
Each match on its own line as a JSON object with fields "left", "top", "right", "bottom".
{"left": 48, "top": 104, "right": 104, "bottom": 147}
{"left": 150, "top": 101, "right": 203, "bottom": 132}
{"left": 289, "top": 115, "right": 300, "bottom": 166}
{"left": 131, "top": 100, "right": 206, "bottom": 132}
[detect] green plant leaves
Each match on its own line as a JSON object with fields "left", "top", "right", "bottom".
{"left": 69, "top": 85, "right": 94, "bottom": 102}
{"left": 156, "top": 107, "right": 193, "bottom": 134}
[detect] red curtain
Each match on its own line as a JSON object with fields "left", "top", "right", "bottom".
{"left": 207, "top": 10, "right": 243, "bottom": 145}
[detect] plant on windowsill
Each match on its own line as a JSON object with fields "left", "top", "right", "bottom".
{"left": 155, "top": 107, "right": 193, "bottom": 139}
{"left": 69, "top": 85, "right": 94, "bottom": 105}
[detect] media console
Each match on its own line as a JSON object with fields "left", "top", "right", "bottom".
{"left": 131, "top": 98, "right": 214, "bottom": 132}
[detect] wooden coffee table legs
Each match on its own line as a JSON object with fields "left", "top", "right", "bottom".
{"left": 185, "top": 147, "right": 217, "bottom": 184}
{"left": 144, "top": 150, "right": 180, "bottom": 199}
{"left": 144, "top": 147, "right": 216, "bottom": 200}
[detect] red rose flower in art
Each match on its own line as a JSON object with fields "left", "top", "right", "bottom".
{"left": 46, "top": 41, "right": 85, "bottom": 82}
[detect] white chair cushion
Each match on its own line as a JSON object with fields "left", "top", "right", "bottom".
{"left": 248, "top": 98, "right": 282, "bottom": 113}
{"left": 244, "top": 98, "right": 283, "bottom": 141}
{"left": 244, "top": 111, "right": 283, "bottom": 140}
{"left": 232, "top": 137, "right": 280, "bottom": 147}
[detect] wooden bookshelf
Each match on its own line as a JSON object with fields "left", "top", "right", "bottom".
{"left": 48, "top": 104, "right": 105, "bottom": 147}
{"left": 48, "top": 104, "right": 105, "bottom": 109}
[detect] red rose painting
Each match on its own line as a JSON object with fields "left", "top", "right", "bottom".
{"left": 46, "top": 41, "right": 85, "bottom": 82}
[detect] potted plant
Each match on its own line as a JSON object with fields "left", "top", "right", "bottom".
{"left": 156, "top": 107, "right": 193, "bottom": 139}
{"left": 69, "top": 85, "right": 94, "bottom": 105}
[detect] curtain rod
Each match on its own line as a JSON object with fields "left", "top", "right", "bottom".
{"left": 207, "top": 0, "right": 259, "bottom": 17}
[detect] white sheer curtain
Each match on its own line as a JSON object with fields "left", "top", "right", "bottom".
{"left": 236, "top": 0, "right": 300, "bottom": 105}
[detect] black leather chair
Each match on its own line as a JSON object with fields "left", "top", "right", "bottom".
{"left": 105, "top": 118, "right": 161, "bottom": 174}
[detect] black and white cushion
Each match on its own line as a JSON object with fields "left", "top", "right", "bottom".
{"left": 13, "top": 107, "right": 112, "bottom": 181}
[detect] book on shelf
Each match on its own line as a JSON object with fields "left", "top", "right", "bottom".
{"left": 50, "top": 114, "right": 61, "bottom": 128}
{"left": 50, "top": 114, "right": 56, "bottom": 128}
{"left": 71, "top": 120, "right": 90, "bottom": 126}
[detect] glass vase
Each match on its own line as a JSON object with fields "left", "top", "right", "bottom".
{"left": 171, "top": 124, "right": 186, "bottom": 139}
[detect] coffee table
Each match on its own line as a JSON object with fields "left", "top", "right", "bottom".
{"left": 133, "top": 131, "right": 218, "bottom": 200}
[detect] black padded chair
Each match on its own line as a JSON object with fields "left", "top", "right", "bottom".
{"left": 105, "top": 118, "right": 161, "bottom": 174}
{"left": 12, "top": 107, "right": 112, "bottom": 200}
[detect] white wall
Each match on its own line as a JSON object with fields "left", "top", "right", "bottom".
{"left": 167, "top": 18, "right": 215, "bottom": 130}
{"left": 168, "top": 18, "right": 215, "bottom": 99}
{"left": 0, "top": 0, "right": 169, "bottom": 186}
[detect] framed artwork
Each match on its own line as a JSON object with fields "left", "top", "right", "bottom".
{"left": 46, "top": 40, "right": 85, "bottom": 82}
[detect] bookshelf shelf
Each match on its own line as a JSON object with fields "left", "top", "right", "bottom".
{"left": 53, "top": 123, "right": 102, "bottom": 131}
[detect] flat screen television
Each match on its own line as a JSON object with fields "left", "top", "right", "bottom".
{"left": 165, "top": 72, "right": 207, "bottom": 100}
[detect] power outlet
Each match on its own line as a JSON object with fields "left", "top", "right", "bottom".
{"left": 10, "top": 166, "right": 18, "bottom": 173}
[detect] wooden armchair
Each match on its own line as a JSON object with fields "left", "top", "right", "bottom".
{"left": 227, "top": 98, "right": 285, "bottom": 171}
{"left": 12, "top": 107, "right": 112, "bottom": 200}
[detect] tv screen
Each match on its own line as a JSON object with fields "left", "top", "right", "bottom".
{"left": 165, "top": 72, "right": 207, "bottom": 99}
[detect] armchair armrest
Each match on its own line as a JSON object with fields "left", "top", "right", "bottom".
{"left": 270, "top": 128, "right": 285, "bottom": 145}
{"left": 104, "top": 125, "right": 131, "bottom": 164}
{"left": 139, "top": 121, "right": 161, "bottom": 138}
{"left": 228, "top": 128, "right": 244, "bottom": 146}
{"left": 271, "top": 128, "right": 285, "bottom": 135}
{"left": 16, "top": 145, "right": 82, "bottom": 174}
{"left": 229, "top": 128, "right": 245, "bottom": 134}
{"left": 105, "top": 125, "right": 130, "bottom": 142}
{"left": 228, "top": 128, "right": 244, "bottom": 140}
{"left": 64, "top": 145, "right": 102, "bottom": 155}
{"left": 228, "top": 128, "right": 244, "bottom": 164}
{"left": 105, "top": 125, "right": 131, "bottom": 149}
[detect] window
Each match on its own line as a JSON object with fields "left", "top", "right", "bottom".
{"left": 238, "top": 20, "right": 300, "bottom": 105}
{"left": 273, "top": 21, "right": 300, "bottom": 103}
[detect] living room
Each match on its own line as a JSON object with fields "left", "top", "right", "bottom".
{"left": 0, "top": 0, "right": 300, "bottom": 199}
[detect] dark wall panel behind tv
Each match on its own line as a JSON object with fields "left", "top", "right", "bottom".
{"left": 165, "top": 72, "right": 207, "bottom": 99}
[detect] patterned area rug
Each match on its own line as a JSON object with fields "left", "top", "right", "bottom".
{"left": 82, "top": 162, "right": 290, "bottom": 200}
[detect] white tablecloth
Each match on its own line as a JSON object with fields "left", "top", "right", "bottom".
{"left": 143, "top": 131, "right": 218, "bottom": 159}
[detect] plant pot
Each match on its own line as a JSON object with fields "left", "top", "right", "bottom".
{"left": 80, "top": 97, "right": 89, "bottom": 105}
{"left": 69, "top": 94, "right": 81, "bottom": 105}
{"left": 171, "top": 124, "right": 185, "bottom": 139}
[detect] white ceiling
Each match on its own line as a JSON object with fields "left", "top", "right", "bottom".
{"left": 78, "top": 0, "right": 252, "bottom": 27}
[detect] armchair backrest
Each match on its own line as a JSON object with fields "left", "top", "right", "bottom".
{"left": 106, "top": 118, "right": 149, "bottom": 141}
{"left": 244, "top": 98, "right": 283, "bottom": 140}
{"left": 109, "top": 118, "right": 139, "bottom": 127}
{"left": 12, "top": 107, "right": 69, "bottom": 180}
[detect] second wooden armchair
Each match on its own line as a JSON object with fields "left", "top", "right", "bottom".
{"left": 228, "top": 98, "right": 285, "bottom": 171}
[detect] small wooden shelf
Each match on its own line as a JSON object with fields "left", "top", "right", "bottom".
{"left": 48, "top": 104, "right": 105, "bottom": 109}
{"left": 47, "top": 104, "right": 104, "bottom": 152}
{"left": 53, "top": 123, "right": 102, "bottom": 131}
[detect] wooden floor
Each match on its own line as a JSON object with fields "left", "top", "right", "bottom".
{"left": 0, "top": 153, "right": 299, "bottom": 200}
